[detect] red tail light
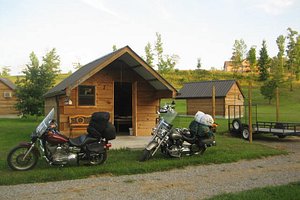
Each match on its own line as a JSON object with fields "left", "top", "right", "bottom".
{"left": 105, "top": 143, "right": 112, "bottom": 149}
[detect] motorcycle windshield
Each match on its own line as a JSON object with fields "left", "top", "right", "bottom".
{"left": 160, "top": 111, "right": 177, "bottom": 124}
{"left": 35, "top": 108, "right": 55, "bottom": 137}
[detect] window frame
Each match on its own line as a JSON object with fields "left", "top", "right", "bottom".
{"left": 78, "top": 85, "right": 96, "bottom": 106}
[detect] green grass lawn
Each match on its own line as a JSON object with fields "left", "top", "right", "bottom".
{"left": 208, "top": 182, "right": 300, "bottom": 200}
{"left": 0, "top": 117, "right": 286, "bottom": 185}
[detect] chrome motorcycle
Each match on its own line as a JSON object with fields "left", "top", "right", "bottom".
{"left": 7, "top": 108, "right": 115, "bottom": 171}
{"left": 139, "top": 111, "right": 216, "bottom": 162}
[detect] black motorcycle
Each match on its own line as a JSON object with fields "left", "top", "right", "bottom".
{"left": 7, "top": 109, "right": 116, "bottom": 171}
{"left": 140, "top": 111, "right": 216, "bottom": 161}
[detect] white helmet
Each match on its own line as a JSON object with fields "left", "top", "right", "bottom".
{"left": 199, "top": 114, "right": 214, "bottom": 126}
{"left": 194, "top": 111, "right": 205, "bottom": 123}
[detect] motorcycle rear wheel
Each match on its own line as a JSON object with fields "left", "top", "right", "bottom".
{"left": 7, "top": 146, "right": 38, "bottom": 171}
{"left": 139, "top": 149, "right": 154, "bottom": 162}
{"left": 89, "top": 151, "right": 107, "bottom": 165}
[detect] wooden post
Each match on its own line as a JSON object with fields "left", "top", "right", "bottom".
{"left": 276, "top": 87, "right": 279, "bottom": 122}
{"left": 212, "top": 85, "right": 216, "bottom": 120}
{"left": 132, "top": 81, "right": 138, "bottom": 136}
{"left": 248, "top": 80, "right": 253, "bottom": 143}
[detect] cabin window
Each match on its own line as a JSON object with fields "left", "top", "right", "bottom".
{"left": 78, "top": 85, "right": 95, "bottom": 106}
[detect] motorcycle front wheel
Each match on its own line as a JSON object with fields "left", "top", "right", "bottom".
{"left": 139, "top": 148, "right": 154, "bottom": 162}
{"left": 89, "top": 151, "right": 107, "bottom": 165}
{"left": 7, "top": 146, "right": 38, "bottom": 171}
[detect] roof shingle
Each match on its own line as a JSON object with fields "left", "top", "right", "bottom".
{"left": 176, "top": 80, "right": 243, "bottom": 99}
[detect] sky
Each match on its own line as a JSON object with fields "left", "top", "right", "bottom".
{"left": 0, "top": 0, "right": 300, "bottom": 75}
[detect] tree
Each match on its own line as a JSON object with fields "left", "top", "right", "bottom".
{"left": 260, "top": 79, "right": 278, "bottom": 104}
{"left": 231, "top": 39, "right": 247, "bottom": 77}
{"left": 15, "top": 49, "right": 60, "bottom": 117}
{"left": 196, "top": 58, "right": 202, "bottom": 70}
{"left": 41, "top": 48, "right": 61, "bottom": 88}
{"left": 274, "top": 35, "right": 285, "bottom": 83}
{"left": 286, "top": 28, "right": 298, "bottom": 90}
{"left": 296, "top": 35, "right": 300, "bottom": 80}
{"left": 112, "top": 45, "right": 117, "bottom": 51}
{"left": 73, "top": 62, "right": 82, "bottom": 70}
{"left": 247, "top": 46, "right": 257, "bottom": 74}
{"left": 144, "top": 42, "right": 154, "bottom": 67}
{"left": 258, "top": 40, "right": 270, "bottom": 81}
{"left": 144, "top": 32, "right": 179, "bottom": 74}
{"left": 154, "top": 32, "right": 164, "bottom": 69}
{"left": 0, "top": 66, "right": 11, "bottom": 77}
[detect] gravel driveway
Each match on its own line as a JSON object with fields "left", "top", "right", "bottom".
{"left": 1, "top": 136, "right": 299, "bottom": 200}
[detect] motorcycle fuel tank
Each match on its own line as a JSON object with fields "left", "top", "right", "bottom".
{"left": 46, "top": 131, "right": 69, "bottom": 144}
{"left": 170, "top": 129, "right": 182, "bottom": 140}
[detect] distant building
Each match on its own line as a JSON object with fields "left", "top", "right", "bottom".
{"left": 224, "top": 60, "right": 256, "bottom": 73}
{"left": 176, "top": 80, "right": 244, "bottom": 118}
{"left": 0, "top": 77, "right": 19, "bottom": 118}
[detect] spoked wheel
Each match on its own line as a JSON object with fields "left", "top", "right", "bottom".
{"left": 242, "top": 127, "right": 250, "bottom": 140}
{"left": 89, "top": 151, "right": 107, "bottom": 165}
{"left": 232, "top": 119, "right": 243, "bottom": 134}
{"left": 7, "top": 146, "right": 38, "bottom": 171}
{"left": 139, "top": 149, "right": 154, "bottom": 162}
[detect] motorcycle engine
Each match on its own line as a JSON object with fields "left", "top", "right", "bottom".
{"left": 167, "top": 145, "right": 183, "bottom": 158}
{"left": 46, "top": 143, "right": 79, "bottom": 165}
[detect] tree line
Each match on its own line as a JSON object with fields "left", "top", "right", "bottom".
{"left": 231, "top": 27, "right": 300, "bottom": 103}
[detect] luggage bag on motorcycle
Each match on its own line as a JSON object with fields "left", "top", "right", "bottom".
{"left": 189, "top": 120, "right": 211, "bottom": 137}
{"left": 87, "top": 112, "right": 110, "bottom": 138}
{"left": 102, "top": 122, "right": 116, "bottom": 140}
{"left": 87, "top": 142, "right": 105, "bottom": 153}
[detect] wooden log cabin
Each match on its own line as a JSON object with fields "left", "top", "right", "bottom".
{"left": 176, "top": 80, "right": 244, "bottom": 118}
{"left": 0, "top": 77, "right": 19, "bottom": 118}
{"left": 44, "top": 46, "right": 177, "bottom": 137}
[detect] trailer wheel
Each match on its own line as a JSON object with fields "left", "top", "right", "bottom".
{"left": 242, "top": 127, "right": 250, "bottom": 140}
{"left": 232, "top": 119, "right": 243, "bottom": 134}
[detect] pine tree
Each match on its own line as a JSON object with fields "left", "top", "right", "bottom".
{"left": 15, "top": 49, "right": 60, "bottom": 116}
{"left": 258, "top": 40, "right": 270, "bottom": 81}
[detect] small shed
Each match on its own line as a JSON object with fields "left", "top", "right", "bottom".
{"left": 0, "top": 77, "right": 19, "bottom": 118}
{"left": 44, "top": 46, "right": 177, "bottom": 136}
{"left": 176, "top": 80, "right": 244, "bottom": 118}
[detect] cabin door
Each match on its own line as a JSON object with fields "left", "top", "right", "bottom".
{"left": 114, "top": 82, "right": 132, "bottom": 135}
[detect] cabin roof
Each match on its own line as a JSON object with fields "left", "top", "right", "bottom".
{"left": 0, "top": 77, "right": 16, "bottom": 90}
{"left": 44, "top": 46, "right": 177, "bottom": 98}
{"left": 176, "top": 80, "right": 244, "bottom": 99}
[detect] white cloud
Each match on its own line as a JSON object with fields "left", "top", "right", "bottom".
{"left": 256, "top": 0, "right": 294, "bottom": 15}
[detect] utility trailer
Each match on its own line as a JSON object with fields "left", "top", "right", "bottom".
{"left": 228, "top": 105, "right": 300, "bottom": 140}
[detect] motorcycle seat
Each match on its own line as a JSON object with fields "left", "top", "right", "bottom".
{"left": 69, "top": 135, "right": 98, "bottom": 147}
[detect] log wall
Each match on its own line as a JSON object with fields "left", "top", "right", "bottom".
{"left": 0, "top": 81, "right": 18, "bottom": 117}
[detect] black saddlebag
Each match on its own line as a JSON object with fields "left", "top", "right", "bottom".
{"left": 87, "top": 142, "right": 105, "bottom": 153}
{"left": 87, "top": 112, "right": 110, "bottom": 138}
{"left": 102, "top": 122, "right": 116, "bottom": 140}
